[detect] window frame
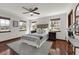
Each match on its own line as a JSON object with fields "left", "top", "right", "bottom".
{"left": 19, "top": 20, "right": 26, "bottom": 31}
{"left": 0, "top": 16, "right": 10, "bottom": 33}
{"left": 50, "top": 18, "right": 60, "bottom": 32}
{"left": 30, "top": 21, "right": 37, "bottom": 31}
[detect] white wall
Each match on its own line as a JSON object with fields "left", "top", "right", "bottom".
{"left": 0, "top": 9, "right": 29, "bottom": 42}
{"left": 36, "top": 13, "right": 68, "bottom": 40}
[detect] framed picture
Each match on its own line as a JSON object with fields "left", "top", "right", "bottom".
{"left": 13, "top": 21, "right": 18, "bottom": 27}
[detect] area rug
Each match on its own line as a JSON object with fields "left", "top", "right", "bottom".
{"left": 7, "top": 40, "right": 52, "bottom": 55}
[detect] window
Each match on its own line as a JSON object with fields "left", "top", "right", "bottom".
{"left": 0, "top": 17, "right": 10, "bottom": 32}
{"left": 50, "top": 18, "right": 60, "bottom": 32}
{"left": 19, "top": 20, "right": 26, "bottom": 31}
{"left": 75, "top": 16, "right": 79, "bottom": 34}
{"left": 30, "top": 21, "right": 37, "bottom": 31}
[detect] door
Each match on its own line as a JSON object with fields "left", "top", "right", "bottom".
{"left": 68, "top": 10, "right": 73, "bottom": 37}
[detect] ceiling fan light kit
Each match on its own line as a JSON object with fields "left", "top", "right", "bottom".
{"left": 29, "top": 13, "right": 34, "bottom": 16}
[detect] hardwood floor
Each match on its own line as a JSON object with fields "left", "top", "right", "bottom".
{"left": 0, "top": 38, "right": 73, "bottom": 55}
{"left": 0, "top": 38, "right": 20, "bottom": 55}
{"left": 50, "top": 39, "right": 74, "bottom": 55}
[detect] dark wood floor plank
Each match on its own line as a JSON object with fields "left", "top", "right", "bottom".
{"left": 0, "top": 38, "right": 20, "bottom": 55}
{"left": 50, "top": 39, "right": 74, "bottom": 55}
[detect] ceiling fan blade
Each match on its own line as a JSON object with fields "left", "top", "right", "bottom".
{"left": 22, "top": 7, "right": 30, "bottom": 11}
{"left": 22, "top": 12, "right": 30, "bottom": 14}
{"left": 33, "top": 12, "right": 40, "bottom": 15}
{"left": 31, "top": 7, "right": 38, "bottom": 12}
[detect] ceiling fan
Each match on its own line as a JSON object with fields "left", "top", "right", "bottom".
{"left": 22, "top": 7, "right": 40, "bottom": 16}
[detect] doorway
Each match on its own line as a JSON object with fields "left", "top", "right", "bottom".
{"left": 68, "top": 10, "right": 73, "bottom": 37}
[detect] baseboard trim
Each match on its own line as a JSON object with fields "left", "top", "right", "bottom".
{"left": 56, "top": 39, "right": 68, "bottom": 42}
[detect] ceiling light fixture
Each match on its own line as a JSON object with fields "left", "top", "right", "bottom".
{"left": 29, "top": 12, "right": 33, "bottom": 16}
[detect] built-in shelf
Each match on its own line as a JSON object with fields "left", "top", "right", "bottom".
{"left": 50, "top": 18, "right": 60, "bottom": 32}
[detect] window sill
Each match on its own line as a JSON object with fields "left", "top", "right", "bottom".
{"left": 0, "top": 31, "right": 11, "bottom": 33}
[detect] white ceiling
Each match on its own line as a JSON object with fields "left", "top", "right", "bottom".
{"left": 0, "top": 3, "right": 75, "bottom": 20}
